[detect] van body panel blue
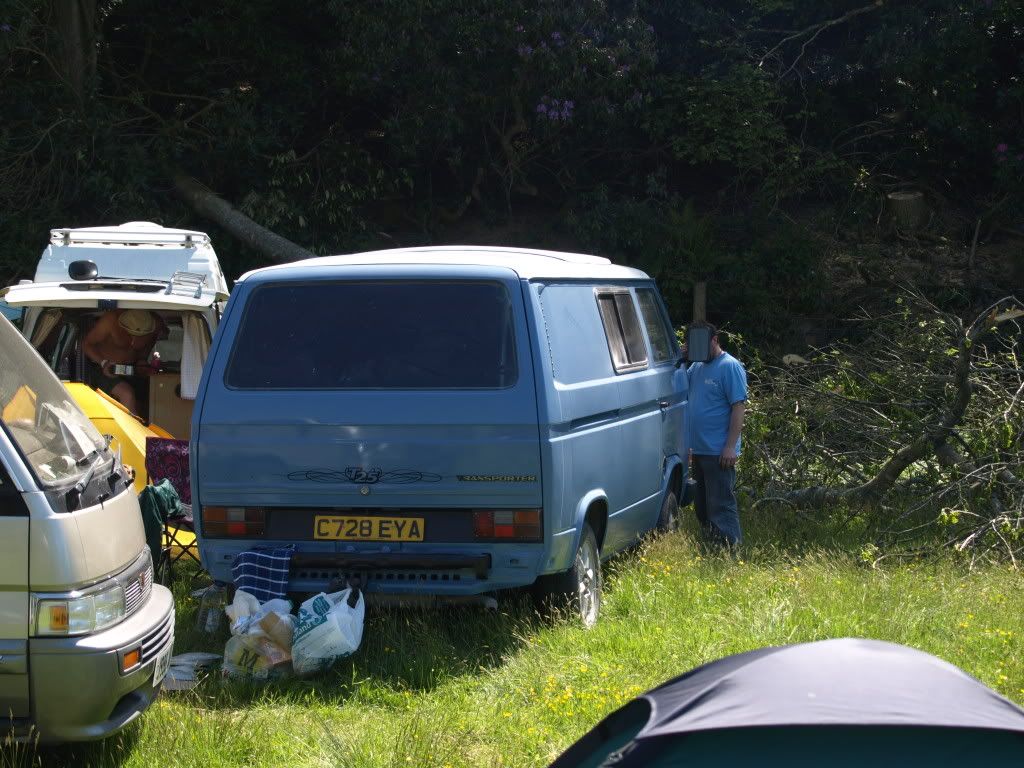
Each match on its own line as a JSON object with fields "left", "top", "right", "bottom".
{"left": 192, "top": 253, "right": 683, "bottom": 597}
{"left": 530, "top": 281, "right": 678, "bottom": 558}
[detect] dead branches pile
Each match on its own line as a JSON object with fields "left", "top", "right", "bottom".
{"left": 745, "top": 290, "right": 1023, "bottom": 561}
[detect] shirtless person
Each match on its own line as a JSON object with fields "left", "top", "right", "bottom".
{"left": 82, "top": 309, "right": 166, "bottom": 415}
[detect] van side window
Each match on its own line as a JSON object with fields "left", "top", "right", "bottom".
{"left": 636, "top": 288, "right": 676, "bottom": 364}
{"left": 596, "top": 291, "right": 648, "bottom": 373}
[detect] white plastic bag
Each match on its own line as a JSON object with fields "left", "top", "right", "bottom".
{"left": 223, "top": 633, "right": 291, "bottom": 680}
{"left": 225, "top": 590, "right": 260, "bottom": 635}
{"left": 225, "top": 590, "right": 293, "bottom": 637}
{"left": 291, "top": 587, "right": 365, "bottom": 676}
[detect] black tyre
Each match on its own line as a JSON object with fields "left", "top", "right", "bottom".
{"left": 532, "top": 523, "right": 602, "bottom": 628}
{"left": 657, "top": 489, "right": 680, "bottom": 533}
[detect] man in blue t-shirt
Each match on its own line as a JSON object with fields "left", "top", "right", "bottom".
{"left": 684, "top": 323, "right": 747, "bottom": 545}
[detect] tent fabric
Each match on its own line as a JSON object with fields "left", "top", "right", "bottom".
{"left": 549, "top": 638, "right": 1024, "bottom": 768}
{"left": 639, "top": 638, "right": 1024, "bottom": 736}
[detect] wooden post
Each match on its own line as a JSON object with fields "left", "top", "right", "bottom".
{"left": 692, "top": 281, "right": 706, "bottom": 323}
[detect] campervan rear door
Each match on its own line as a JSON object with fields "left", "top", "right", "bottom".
{"left": 194, "top": 265, "right": 541, "bottom": 555}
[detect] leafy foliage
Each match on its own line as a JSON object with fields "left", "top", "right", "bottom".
{"left": 0, "top": 0, "right": 1021, "bottom": 326}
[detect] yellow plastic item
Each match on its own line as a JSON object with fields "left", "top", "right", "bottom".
{"left": 2, "top": 384, "right": 38, "bottom": 423}
{"left": 63, "top": 382, "right": 176, "bottom": 494}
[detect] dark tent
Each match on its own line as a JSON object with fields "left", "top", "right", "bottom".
{"left": 549, "top": 638, "right": 1024, "bottom": 767}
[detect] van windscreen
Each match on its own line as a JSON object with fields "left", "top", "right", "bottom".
{"left": 0, "top": 318, "right": 109, "bottom": 487}
{"left": 226, "top": 281, "right": 518, "bottom": 389}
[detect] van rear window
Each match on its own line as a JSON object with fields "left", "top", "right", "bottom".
{"left": 226, "top": 281, "right": 518, "bottom": 389}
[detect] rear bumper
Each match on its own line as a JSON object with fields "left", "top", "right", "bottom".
{"left": 203, "top": 540, "right": 546, "bottom": 594}
{"left": 292, "top": 552, "right": 491, "bottom": 579}
{"left": 25, "top": 585, "right": 174, "bottom": 743}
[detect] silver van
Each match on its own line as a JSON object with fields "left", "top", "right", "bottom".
{"left": 0, "top": 315, "right": 174, "bottom": 742}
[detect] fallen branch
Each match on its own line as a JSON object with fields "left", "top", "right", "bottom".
{"left": 780, "top": 295, "right": 1024, "bottom": 510}
{"left": 172, "top": 173, "right": 315, "bottom": 264}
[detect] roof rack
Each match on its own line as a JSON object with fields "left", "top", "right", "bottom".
{"left": 49, "top": 223, "right": 210, "bottom": 248}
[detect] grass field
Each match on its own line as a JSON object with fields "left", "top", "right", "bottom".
{"left": 11, "top": 513, "right": 1024, "bottom": 768}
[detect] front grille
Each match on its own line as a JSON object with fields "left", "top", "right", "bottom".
{"left": 140, "top": 610, "right": 174, "bottom": 664}
{"left": 121, "top": 554, "right": 153, "bottom": 619}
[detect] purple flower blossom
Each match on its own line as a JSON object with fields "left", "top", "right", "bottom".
{"left": 647, "top": 24, "right": 655, "bottom": 33}
{"left": 0, "top": 23, "right": 11, "bottom": 32}
{"left": 536, "top": 102, "right": 548, "bottom": 114}
{"left": 518, "top": 44, "right": 533, "bottom": 58}
{"left": 996, "top": 143, "right": 1009, "bottom": 153}
{"left": 515, "top": 24, "right": 524, "bottom": 33}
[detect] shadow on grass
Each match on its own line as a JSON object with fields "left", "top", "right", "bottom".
{"left": 155, "top": 556, "right": 547, "bottom": 711}
{"left": 7, "top": 720, "right": 141, "bottom": 768}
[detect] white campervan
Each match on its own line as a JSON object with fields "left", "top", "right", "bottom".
{"left": 0, "top": 222, "right": 229, "bottom": 488}
{"left": 0, "top": 314, "right": 174, "bottom": 742}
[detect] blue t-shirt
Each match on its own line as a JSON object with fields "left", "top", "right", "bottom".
{"left": 686, "top": 351, "right": 747, "bottom": 456}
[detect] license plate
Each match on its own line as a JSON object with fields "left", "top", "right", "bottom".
{"left": 313, "top": 515, "right": 425, "bottom": 542}
{"left": 153, "top": 641, "right": 173, "bottom": 687}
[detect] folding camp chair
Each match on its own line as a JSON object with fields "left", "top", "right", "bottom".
{"left": 145, "top": 437, "right": 201, "bottom": 575}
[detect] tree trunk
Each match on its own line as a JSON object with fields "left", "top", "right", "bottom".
{"left": 885, "top": 191, "right": 928, "bottom": 233}
{"left": 173, "top": 173, "right": 316, "bottom": 264}
{"left": 53, "top": 0, "right": 97, "bottom": 102}
{"left": 692, "top": 282, "right": 707, "bottom": 323}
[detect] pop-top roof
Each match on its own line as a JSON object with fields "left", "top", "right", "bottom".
{"left": 31, "top": 221, "right": 229, "bottom": 299}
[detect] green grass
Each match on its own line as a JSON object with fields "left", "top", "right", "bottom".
{"left": 11, "top": 513, "right": 1024, "bottom": 768}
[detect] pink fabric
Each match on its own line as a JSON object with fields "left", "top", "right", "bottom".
{"left": 145, "top": 437, "right": 191, "bottom": 504}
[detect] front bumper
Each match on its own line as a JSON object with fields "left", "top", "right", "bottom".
{"left": 27, "top": 584, "right": 174, "bottom": 743}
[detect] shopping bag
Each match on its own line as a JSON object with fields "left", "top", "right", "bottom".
{"left": 223, "top": 633, "right": 292, "bottom": 680}
{"left": 291, "top": 586, "right": 364, "bottom": 676}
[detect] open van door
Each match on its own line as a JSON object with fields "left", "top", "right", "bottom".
{"left": 0, "top": 456, "right": 30, "bottom": 722}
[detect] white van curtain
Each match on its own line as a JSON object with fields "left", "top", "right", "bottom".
{"left": 180, "top": 312, "right": 210, "bottom": 400}
{"left": 29, "top": 308, "right": 62, "bottom": 347}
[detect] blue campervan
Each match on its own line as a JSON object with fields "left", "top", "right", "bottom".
{"left": 190, "top": 246, "right": 686, "bottom": 625}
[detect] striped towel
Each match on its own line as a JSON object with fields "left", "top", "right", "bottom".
{"left": 231, "top": 546, "right": 295, "bottom": 602}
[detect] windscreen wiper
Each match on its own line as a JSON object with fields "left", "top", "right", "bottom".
{"left": 65, "top": 435, "right": 116, "bottom": 510}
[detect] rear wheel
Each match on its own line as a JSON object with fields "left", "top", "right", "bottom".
{"left": 532, "top": 523, "right": 602, "bottom": 628}
{"left": 657, "top": 489, "right": 680, "bottom": 533}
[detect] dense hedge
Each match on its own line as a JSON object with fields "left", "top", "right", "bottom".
{"left": 2, "top": 1, "right": 1021, "bottom": 339}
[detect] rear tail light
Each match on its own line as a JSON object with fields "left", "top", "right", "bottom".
{"left": 472, "top": 509, "right": 542, "bottom": 542}
{"left": 202, "top": 507, "right": 266, "bottom": 537}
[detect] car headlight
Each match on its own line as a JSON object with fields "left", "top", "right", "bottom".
{"left": 35, "top": 580, "right": 126, "bottom": 636}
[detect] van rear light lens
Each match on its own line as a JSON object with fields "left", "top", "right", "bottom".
{"left": 202, "top": 506, "right": 266, "bottom": 537}
{"left": 472, "top": 509, "right": 542, "bottom": 541}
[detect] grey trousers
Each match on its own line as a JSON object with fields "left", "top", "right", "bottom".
{"left": 692, "top": 454, "right": 742, "bottom": 546}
